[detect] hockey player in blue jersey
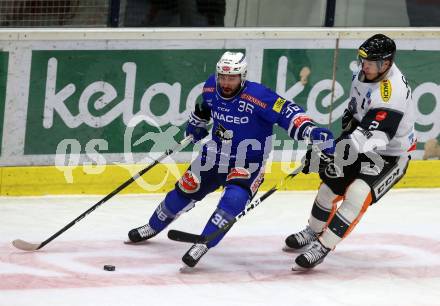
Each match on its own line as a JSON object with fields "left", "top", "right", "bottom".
{"left": 127, "top": 51, "right": 336, "bottom": 269}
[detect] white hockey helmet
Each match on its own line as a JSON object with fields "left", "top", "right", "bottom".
{"left": 216, "top": 51, "right": 247, "bottom": 87}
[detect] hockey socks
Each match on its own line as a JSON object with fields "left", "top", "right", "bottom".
{"left": 128, "top": 189, "right": 194, "bottom": 242}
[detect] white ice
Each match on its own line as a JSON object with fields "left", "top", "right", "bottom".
{"left": 1, "top": 189, "right": 440, "bottom": 306}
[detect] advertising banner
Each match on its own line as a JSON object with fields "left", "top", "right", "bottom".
{"left": 0, "top": 33, "right": 439, "bottom": 168}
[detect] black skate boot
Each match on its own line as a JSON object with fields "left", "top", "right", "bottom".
{"left": 283, "top": 226, "right": 318, "bottom": 252}
{"left": 127, "top": 224, "right": 158, "bottom": 243}
{"left": 181, "top": 243, "right": 209, "bottom": 269}
{"left": 293, "top": 239, "right": 331, "bottom": 270}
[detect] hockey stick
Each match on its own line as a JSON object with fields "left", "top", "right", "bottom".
{"left": 12, "top": 136, "right": 193, "bottom": 251}
{"left": 167, "top": 164, "right": 303, "bottom": 245}
{"left": 167, "top": 143, "right": 334, "bottom": 245}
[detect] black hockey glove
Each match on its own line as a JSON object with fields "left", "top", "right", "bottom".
{"left": 341, "top": 109, "right": 359, "bottom": 133}
{"left": 301, "top": 145, "right": 335, "bottom": 174}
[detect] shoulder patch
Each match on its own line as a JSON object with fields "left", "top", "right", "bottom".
{"left": 380, "top": 79, "right": 392, "bottom": 102}
{"left": 273, "top": 97, "right": 286, "bottom": 113}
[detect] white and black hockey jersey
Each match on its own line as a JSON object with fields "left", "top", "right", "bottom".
{"left": 347, "top": 64, "right": 417, "bottom": 156}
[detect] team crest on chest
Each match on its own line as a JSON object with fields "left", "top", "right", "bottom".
{"left": 215, "top": 123, "right": 234, "bottom": 143}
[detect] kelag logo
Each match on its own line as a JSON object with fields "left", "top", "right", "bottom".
{"left": 25, "top": 50, "right": 225, "bottom": 156}
{"left": 22, "top": 48, "right": 440, "bottom": 169}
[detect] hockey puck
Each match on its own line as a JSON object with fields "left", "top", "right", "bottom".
{"left": 103, "top": 265, "right": 115, "bottom": 271}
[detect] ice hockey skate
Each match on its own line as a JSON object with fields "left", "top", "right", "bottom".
{"left": 292, "top": 239, "right": 331, "bottom": 271}
{"left": 180, "top": 243, "right": 209, "bottom": 272}
{"left": 126, "top": 224, "right": 158, "bottom": 243}
{"left": 283, "top": 225, "right": 318, "bottom": 252}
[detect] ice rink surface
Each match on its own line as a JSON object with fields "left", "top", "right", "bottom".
{"left": 1, "top": 189, "right": 439, "bottom": 306}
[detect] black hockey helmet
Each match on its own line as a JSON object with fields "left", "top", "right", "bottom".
{"left": 358, "top": 34, "right": 396, "bottom": 62}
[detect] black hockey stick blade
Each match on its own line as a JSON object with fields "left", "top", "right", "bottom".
{"left": 167, "top": 230, "right": 202, "bottom": 243}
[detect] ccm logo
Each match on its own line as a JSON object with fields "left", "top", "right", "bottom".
{"left": 375, "top": 168, "right": 400, "bottom": 196}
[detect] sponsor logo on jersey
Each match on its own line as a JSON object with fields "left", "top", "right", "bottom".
{"left": 212, "top": 110, "right": 249, "bottom": 124}
{"left": 380, "top": 79, "right": 392, "bottom": 102}
{"left": 273, "top": 97, "right": 287, "bottom": 113}
{"left": 293, "top": 115, "right": 312, "bottom": 128}
{"left": 215, "top": 123, "right": 234, "bottom": 143}
{"left": 240, "top": 93, "right": 267, "bottom": 109}
{"left": 226, "top": 167, "right": 251, "bottom": 181}
{"left": 178, "top": 170, "right": 200, "bottom": 194}
{"left": 366, "top": 89, "right": 372, "bottom": 98}
{"left": 375, "top": 111, "right": 388, "bottom": 121}
{"left": 366, "top": 89, "right": 372, "bottom": 106}
{"left": 217, "top": 106, "right": 230, "bottom": 112}
{"left": 250, "top": 168, "right": 265, "bottom": 195}
{"left": 203, "top": 86, "right": 215, "bottom": 93}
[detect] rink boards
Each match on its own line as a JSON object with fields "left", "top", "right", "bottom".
{"left": 0, "top": 29, "right": 439, "bottom": 195}
{"left": 0, "top": 160, "right": 439, "bottom": 196}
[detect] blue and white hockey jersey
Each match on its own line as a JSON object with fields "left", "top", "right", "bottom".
{"left": 199, "top": 74, "right": 315, "bottom": 164}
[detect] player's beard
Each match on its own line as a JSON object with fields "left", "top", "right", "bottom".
{"left": 220, "top": 86, "right": 241, "bottom": 98}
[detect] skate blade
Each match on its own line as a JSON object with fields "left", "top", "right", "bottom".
{"left": 282, "top": 245, "right": 305, "bottom": 253}
{"left": 291, "top": 264, "right": 311, "bottom": 272}
{"left": 123, "top": 240, "right": 137, "bottom": 245}
{"left": 179, "top": 265, "right": 195, "bottom": 273}
{"left": 123, "top": 240, "right": 151, "bottom": 245}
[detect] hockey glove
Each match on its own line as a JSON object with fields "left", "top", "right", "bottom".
{"left": 341, "top": 109, "right": 359, "bottom": 133}
{"left": 185, "top": 104, "right": 210, "bottom": 143}
{"left": 307, "top": 127, "right": 336, "bottom": 155}
{"left": 301, "top": 145, "right": 336, "bottom": 175}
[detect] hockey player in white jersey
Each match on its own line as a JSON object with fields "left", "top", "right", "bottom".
{"left": 284, "top": 34, "right": 417, "bottom": 270}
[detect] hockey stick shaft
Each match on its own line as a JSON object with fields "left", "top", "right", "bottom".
{"left": 12, "top": 136, "right": 193, "bottom": 251}
{"left": 167, "top": 167, "right": 302, "bottom": 244}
